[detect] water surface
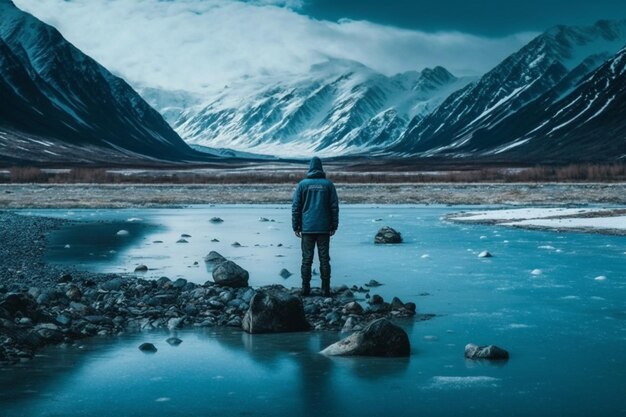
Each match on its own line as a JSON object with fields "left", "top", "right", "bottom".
{"left": 2, "top": 205, "right": 625, "bottom": 416}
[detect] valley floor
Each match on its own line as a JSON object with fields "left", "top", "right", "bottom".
{"left": 0, "top": 183, "right": 625, "bottom": 208}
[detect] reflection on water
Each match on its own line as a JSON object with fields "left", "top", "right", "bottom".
{"left": 3, "top": 206, "right": 626, "bottom": 416}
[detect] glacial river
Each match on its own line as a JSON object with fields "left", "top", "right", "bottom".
{"left": 1, "top": 205, "right": 625, "bottom": 417}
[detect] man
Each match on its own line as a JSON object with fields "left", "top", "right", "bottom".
{"left": 292, "top": 157, "right": 339, "bottom": 297}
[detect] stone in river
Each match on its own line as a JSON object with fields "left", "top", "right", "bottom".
{"left": 231, "top": 242, "right": 242, "bottom": 248}
{"left": 374, "top": 227, "right": 402, "bottom": 244}
{"left": 134, "top": 264, "right": 148, "bottom": 272}
{"left": 242, "top": 286, "right": 309, "bottom": 333}
{"left": 478, "top": 251, "right": 493, "bottom": 258}
{"left": 364, "top": 279, "right": 382, "bottom": 287}
{"left": 209, "top": 217, "right": 224, "bottom": 223}
{"left": 279, "top": 268, "right": 292, "bottom": 279}
{"left": 212, "top": 261, "right": 249, "bottom": 288}
{"left": 166, "top": 337, "right": 183, "bottom": 346}
{"left": 320, "top": 318, "right": 410, "bottom": 357}
{"left": 181, "top": 234, "right": 192, "bottom": 238}
{"left": 176, "top": 239, "right": 189, "bottom": 244}
{"left": 116, "top": 230, "right": 130, "bottom": 236}
{"left": 464, "top": 343, "right": 509, "bottom": 360}
{"left": 139, "top": 342, "right": 158, "bottom": 353}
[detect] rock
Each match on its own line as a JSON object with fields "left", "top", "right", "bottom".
{"left": 374, "top": 227, "right": 402, "bottom": 244}
{"left": 181, "top": 234, "right": 192, "bottom": 238}
{"left": 101, "top": 278, "right": 123, "bottom": 291}
{"left": 404, "top": 302, "right": 417, "bottom": 313}
{"left": 172, "top": 278, "right": 188, "bottom": 289}
{"left": 390, "top": 297, "right": 405, "bottom": 310}
{"left": 369, "top": 294, "right": 384, "bottom": 305}
{"left": 166, "top": 337, "right": 183, "bottom": 346}
{"left": 343, "top": 301, "right": 364, "bottom": 315}
{"left": 364, "top": 279, "right": 382, "bottom": 287}
{"left": 176, "top": 239, "right": 189, "bottom": 244}
{"left": 156, "top": 277, "right": 172, "bottom": 287}
{"left": 134, "top": 264, "right": 148, "bottom": 272}
{"left": 139, "top": 342, "right": 157, "bottom": 353}
{"left": 242, "top": 286, "right": 309, "bottom": 333}
{"left": 320, "top": 318, "right": 410, "bottom": 357}
{"left": 58, "top": 273, "right": 73, "bottom": 283}
{"left": 464, "top": 343, "right": 509, "bottom": 360}
{"left": 478, "top": 251, "right": 493, "bottom": 258}
{"left": 55, "top": 314, "right": 72, "bottom": 326}
{"left": 0, "top": 293, "right": 39, "bottom": 319}
{"left": 213, "top": 261, "right": 249, "bottom": 288}
{"left": 116, "top": 230, "right": 129, "bottom": 236}
{"left": 204, "top": 251, "right": 226, "bottom": 263}
{"left": 231, "top": 242, "right": 242, "bottom": 248}
{"left": 259, "top": 217, "right": 270, "bottom": 222}
{"left": 209, "top": 217, "right": 224, "bottom": 223}
{"left": 211, "top": 238, "right": 220, "bottom": 242}
{"left": 279, "top": 268, "right": 292, "bottom": 279}
{"left": 34, "top": 323, "right": 63, "bottom": 342}
{"left": 65, "top": 285, "right": 82, "bottom": 301}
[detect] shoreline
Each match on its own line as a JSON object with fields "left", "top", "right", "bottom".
{"left": 0, "top": 211, "right": 425, "bottom": 364}
{"left": 1, "top": 183, "right": 625, "bottom": 207}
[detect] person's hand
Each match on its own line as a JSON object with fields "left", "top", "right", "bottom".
{"left": 330, "top": 230, "right": 335, "bottom": 236}
{"left": 295, "top": 231, "right": 301, "bottom": 238}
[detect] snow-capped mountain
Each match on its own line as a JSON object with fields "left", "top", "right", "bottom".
{"left": 0, "top": 0, "right": 204, "bottom": 164}
{"left": 390, "top": 19, "right": 626, "bottom": 159}
{"left": 479, "top": 45, "right": 626, "bottom": 161}
{"left": 148, "top": 59, "right": 471, "bottom": 157}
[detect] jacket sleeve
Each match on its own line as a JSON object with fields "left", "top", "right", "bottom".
{"left": 292, "top": 184, "right": 303, "bottom": 231}
{"left": 329, "top": 183, "right": 339, "bottom": 231}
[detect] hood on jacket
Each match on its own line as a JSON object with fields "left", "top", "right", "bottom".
{"left": 307, "top": 157, "right": 326, "bottom": 179}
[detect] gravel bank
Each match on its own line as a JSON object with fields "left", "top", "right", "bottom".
{"left": 1, "top": 183, "right": 625, "bottom": 207}
{"left": 0, "top": 211, "right": 427, "bottom": 364}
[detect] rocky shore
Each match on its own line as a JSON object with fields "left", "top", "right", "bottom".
{"left": 0, "top": 211, "right": 428, "bottom": 364}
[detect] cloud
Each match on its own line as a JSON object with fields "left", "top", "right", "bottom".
{"left": 13, "top": 0, "right": 537, "bottom": 93}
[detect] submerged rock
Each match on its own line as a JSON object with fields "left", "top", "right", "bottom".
{"left": 138, "top": 342, "right": 157, "bottom": 353}
{"left": 478, "top": 251, "right": 493, "bottom": 258}
{"left": 320, "top": 318, "right": 410, "bottom": 357}
{"left": 212, "top": 261, "right": 249, "bottom": 288}
{"left": 364, "top": 279, "right": 382, "bottom": 287}
{"left": 166, "top": 337, "right": 183, "bottom": 346}
{"left": 242, "top": 286, "right": 309, "bottom": 333}
{"left": 176, "top": 239, "right": 189, "bottom": 244}
{"left": 464, "top": 343, "right": 509, "bottom": 360}
{"left": 116, "top": 230, "right": 129, "bottom": 236}
{"left": 279, "top": 268, "right": 292, "bottom": 279}
{"left": 134, "top": 264, "right": 148, "bottom": 272}
{"left": 374, "top": 227, "right": 402, "bottom": 244}
{"left": 209, "top": 217, "right": 224, "bottom": 224}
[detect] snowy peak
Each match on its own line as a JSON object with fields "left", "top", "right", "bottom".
{"left": 148, "top": 59, "right": 470, "bottom": 157}
{"left": 0, "top": 0, "right": 201, "bottom": 163}
{"left": 391, "top": 19, "right": 626, "bottom": 159}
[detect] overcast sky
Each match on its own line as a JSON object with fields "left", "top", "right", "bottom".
{"left": 12, "top": 0, "right": 626, "bottom": 94}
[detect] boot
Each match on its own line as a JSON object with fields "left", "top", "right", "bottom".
{"left": 321, "top": 279, "right": 331, "bottom": 297}
{"left": 301, "top": 280, "right": 311, "bottom": 296}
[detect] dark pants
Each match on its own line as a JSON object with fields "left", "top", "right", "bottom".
{"left": 301, "top": 233, "right": 331, "bottom": 284}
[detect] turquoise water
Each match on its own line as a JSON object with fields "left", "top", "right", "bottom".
{"left": 2, "top": 205, "right": 626, "bottom": 416}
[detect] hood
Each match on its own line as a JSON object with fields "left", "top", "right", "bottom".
{"left": 306, "top": 156, "right": 326, "bottom": 179}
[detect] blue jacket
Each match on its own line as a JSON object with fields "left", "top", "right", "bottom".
{"left": 292, "top": 157, "right": 339, "bottom": 234}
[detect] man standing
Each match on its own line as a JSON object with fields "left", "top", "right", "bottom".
{"left": 292, "top": 157, "right": 339, "bottom": 297}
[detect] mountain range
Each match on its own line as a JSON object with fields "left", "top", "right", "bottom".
{"left": 0, "top": 0, "right": 208, "bottom": 165}
{"left": 1, "top": 0, "right": 624, "bottom": 164}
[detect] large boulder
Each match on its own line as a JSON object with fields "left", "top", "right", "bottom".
{"left": 320, "top": 318, "right": 410, "bottom": 357}
{"left": 242, "top": 286, "right": 309, "bottom": 333}
{"left": 464, "top": 343, "right": 509, "bottom": 360}
{"left": 212, "top": 261, "right": 249, "bottom": 288}
{"left": 0, "top": 293, "right": 39, "bottom": 319}
{"left": 374, "top": 227, "right": 402, "bottom": 244}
